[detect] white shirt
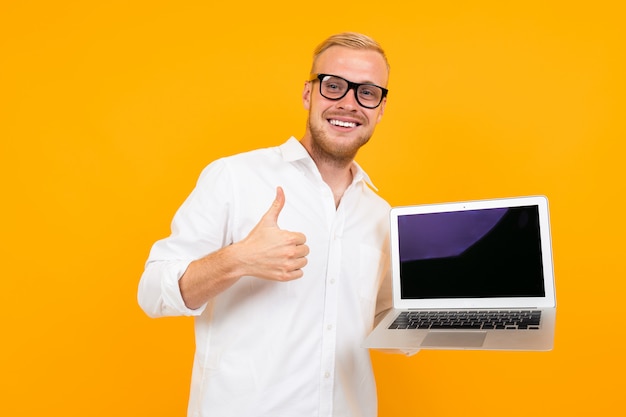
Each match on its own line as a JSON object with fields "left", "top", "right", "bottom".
{"left": 138, "top": 137, "right": 392, "bottom": 417}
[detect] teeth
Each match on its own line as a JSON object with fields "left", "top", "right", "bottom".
{"left": 330, "top": 119, "right": 357, "bottom": 128}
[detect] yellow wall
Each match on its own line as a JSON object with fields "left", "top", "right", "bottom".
{"left": 1, "top": 1, "right": 624, "bottom": 415}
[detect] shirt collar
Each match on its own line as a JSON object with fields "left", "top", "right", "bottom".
{"left": 279, "top": 137, "right": 378, "bottom": 191}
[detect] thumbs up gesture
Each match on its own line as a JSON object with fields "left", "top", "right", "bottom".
{"left": 238, "top": 187, "right": 309, "bottom": 281}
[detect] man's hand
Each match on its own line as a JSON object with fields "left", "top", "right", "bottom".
{"left": 237, "top": 186, "right": 309, "bottom": 281}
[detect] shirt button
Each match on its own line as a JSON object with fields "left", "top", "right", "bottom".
{"left": 324, "top": 372, "right": 331, "bottom": 378}
{"left": 329, "top": 278, "right": 336, "bottom": 284}
{"left": 327, "top": 324, "right": 333, "bottom": 330}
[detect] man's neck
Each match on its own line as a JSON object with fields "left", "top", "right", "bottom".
{"left": 299, "top": 136, "right": 358, "bottom": 207}
{"left": 316, "top": 159, "right": 354, "bottom": 208}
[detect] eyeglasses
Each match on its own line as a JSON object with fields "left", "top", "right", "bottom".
{"left": 310, "top": 73, "right": 388, "bottom": 109}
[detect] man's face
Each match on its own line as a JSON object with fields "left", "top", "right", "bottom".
{"left": 302, "top": 46, "right": 389, "bottom": 165}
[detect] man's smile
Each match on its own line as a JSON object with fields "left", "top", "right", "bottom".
{"left": 329, "top": 119, "right": 360, "bottom": 128}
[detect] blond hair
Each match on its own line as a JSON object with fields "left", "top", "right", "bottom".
{"left": 310, "top": 32, "right": 390, "bottom": 75}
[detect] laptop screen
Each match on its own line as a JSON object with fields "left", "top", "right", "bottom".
{"left": 397, "top": 205, "right": 546, "bottom": 299}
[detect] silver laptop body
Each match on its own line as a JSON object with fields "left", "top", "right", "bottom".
{"left": 364, "top": 196, "right": 556, "bottom": 351}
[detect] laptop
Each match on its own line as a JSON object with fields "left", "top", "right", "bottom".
{"left": 364, "top": 195, "right": 556, "bottom": 351}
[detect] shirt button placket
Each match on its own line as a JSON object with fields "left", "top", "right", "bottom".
{"left": 318, "top": 209, "right": 344, "bottom": 417}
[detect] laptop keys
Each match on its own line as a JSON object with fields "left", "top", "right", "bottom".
{"left": 388, "top": 310, "right": 541, "bottom": 330}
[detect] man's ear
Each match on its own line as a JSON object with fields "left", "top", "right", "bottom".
{"left": 302, "top": 81, "right": 312, "bottom": 110}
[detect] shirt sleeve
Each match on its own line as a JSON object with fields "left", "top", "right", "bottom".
{"left": 137, "top": 159, "right": 234, "bottom": 318}
{"left": 138, "top": 260, "right": 202, "bottom": 317}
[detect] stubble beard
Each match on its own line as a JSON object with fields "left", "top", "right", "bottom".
{"left": 307, "top": 116, "right": 372, "bottom": 168}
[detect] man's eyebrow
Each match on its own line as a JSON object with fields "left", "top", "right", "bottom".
{"left": 325, "top": 74, "right": 384, "bottom": 86}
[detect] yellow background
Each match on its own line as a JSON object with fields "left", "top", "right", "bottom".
{"left": 1, "top": 1, "right": 624, "bottom": 415}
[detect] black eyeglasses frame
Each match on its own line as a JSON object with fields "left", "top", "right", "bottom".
{"left": 310, "top": 73, "right": 388, "bottom": 109}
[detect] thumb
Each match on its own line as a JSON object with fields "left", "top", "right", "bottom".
{"left": 259, "top": 186, "right": 285, "bottom": 227}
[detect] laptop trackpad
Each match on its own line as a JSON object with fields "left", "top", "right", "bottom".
{"left": 421, "top": 332, "right": 487, "bottom": 347}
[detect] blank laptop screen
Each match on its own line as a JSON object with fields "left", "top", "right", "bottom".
{"left": 397, "top": 205, "right": 546, "bottom": 299}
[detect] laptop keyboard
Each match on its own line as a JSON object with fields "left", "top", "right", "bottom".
{"left": 388, "top": 310, "right": 541, "bottom": 330}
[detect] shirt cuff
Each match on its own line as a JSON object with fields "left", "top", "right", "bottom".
{"left": 166, "top": 261, "right": 208, "bottom": 316}
{"left": 140, "top": 260, "right": 208, "bottom": 317}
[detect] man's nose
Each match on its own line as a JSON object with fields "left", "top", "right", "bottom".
{"left": 336, "top": 87, "right": 360, "bottom": 110}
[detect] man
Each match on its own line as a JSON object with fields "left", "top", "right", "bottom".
{"left": 138, "top": 32, "right": 393, "bottom": 417}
